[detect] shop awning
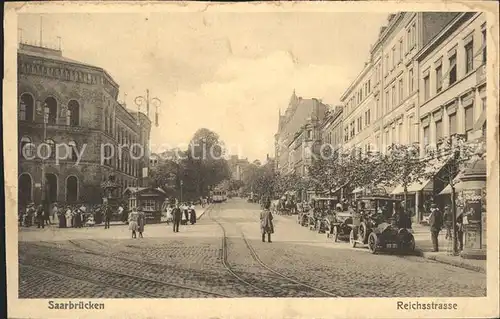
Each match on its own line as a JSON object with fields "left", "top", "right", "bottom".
{"left": 439, "top": 180, "right": 486, "bottom": 195}
{"left": 391, "top": 180, "right": 434, "bottom": 195}
{"left": 390, "top": 157, "right": 449, "bottom": 195}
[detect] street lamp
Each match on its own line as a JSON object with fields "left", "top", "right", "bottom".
{"left": 134, "top": 90, "right": 161, "bottom": 187}
{"left": 134, "top": 89, "right": 162, "bottom": 127}
{"left": 180, "top": 180, "right": 184, "bottom": 203}
{"left": 40, "top": 104, "right": 49, "bottom": 209}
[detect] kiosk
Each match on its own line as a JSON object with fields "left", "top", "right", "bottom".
{"left": 123, "top": 187, "right": 167, "bottom": 224}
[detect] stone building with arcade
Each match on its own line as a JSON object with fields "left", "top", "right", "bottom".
{"left": 17, "top": 43, "right": 151, "bottom": 209}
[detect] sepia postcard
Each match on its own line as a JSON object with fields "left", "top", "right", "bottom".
{"left": 3, "top": 1, "right": 499, "bottom": 318}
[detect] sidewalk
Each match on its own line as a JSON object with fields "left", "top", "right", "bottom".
{"left": 412, "top": 224, "right": 486, "bottom": 273}
{"left": 43, "top": 204, "right": 212, "bottom": 229}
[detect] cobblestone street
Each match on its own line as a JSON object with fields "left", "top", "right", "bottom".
{"left": 18, "top": 199, "right": 487, "bottom": 298}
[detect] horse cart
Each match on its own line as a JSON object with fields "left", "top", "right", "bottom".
{"left": 349, "top": 195, "right": 415, "bottom": 254}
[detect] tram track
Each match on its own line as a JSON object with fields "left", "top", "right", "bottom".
{"left": 21, "top": 241, "right": 234, "bottom": 298}
{"left": 207, "top": 205, "right": 268, "bottom": 295}
{"left": 19, "top": 250, "right": 233, "bottom": 298}
{"left": 209, "top": 204, "right": 338, "bottom": 297}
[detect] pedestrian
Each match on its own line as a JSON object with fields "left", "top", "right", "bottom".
{"left": 260, "top": 199, "right": 274, "bottom": 243}
{"left": 24, "top": 203, "right": 35, "bottom": 227}
{"left": 36, "top": 204, "right": 45, "bottom": 229}
{"left": 44, "top": 204, "right": 51, "bottom": 226}
{"left": 118, "top": 204, "right": 125, "bottom": 224}
{"left": 166, "top": 204, "right": 173, "bottom": 225}
{"left": 172, "top": 202, "right": 182, "bottom": 233}
{"left": 58, "top": 205, "right": 66, "bottom": 228}
{"left": 137, "top": 206, "right": 146, "bottom": 238}
{"left": 456, "top": 206, "right": 465, "bottom": 251}
{"left": 128, "top": 207, "right": 139, "bottom": 239}
{"left": 189, "top": 202, "right": 197, "bottom": 225}
{"left": 51, "top": 203, "right": 59, "bottom": 225}
{"left": 428, "top": 203, "right": 443, "bottom": 252}
{"left": 182, "top": 202, "right": 189, "bottom": 224}
{"left": 104, "top": 204, "right": 112, "bottom": 229}
{"left": 65, "top": 206, "right": 73, "bottom": 228}
{"left": 443, "top": 205, "right": 452, "bottom": 240}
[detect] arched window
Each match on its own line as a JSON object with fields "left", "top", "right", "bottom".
{"left": 68, "top": 100, "right": 80, "bottom": 126}
{"left": 44, "top": 97, "right": 58, "bottom": 124}
{"left": 68, "top": 141, "right": 77, "bottom": 161}
{"left": 19, "top": 93, "right": 34, "bottom": 122}
{"left": 19, "top": 136, "right": 34, "bottom": 159}
{"left": 66, "top": 176, "right": 78, "bottom": 202}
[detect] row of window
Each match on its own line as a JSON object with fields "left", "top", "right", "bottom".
{"left": 384, "top": 22, "right": 417, "bottom": 76}
{"left": 345, "top": 79, "right": 372, "bottom": 116}
{"left": 422, "top": 28, "right": 486, "bottom": 102}
{"left": 422, "top": 97, "right": 485, "bottom": 148}
{"left": 18, "top": 93, "right": 80, "bottom": 126}
{"left": 343, "top": 109, "right": 372, "bottom": 142}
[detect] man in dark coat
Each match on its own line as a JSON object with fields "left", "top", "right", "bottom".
{"left": 104, "top": 204, "right": 113, "bottom": 229}
{"left": 428, "top": 203, "right": 443, "bottom": 252}
{"left": 172, "top": 202, "right": 182, "bottom": 233}
{"left": 36, "top": 204, "right": 45, "bottom": 229}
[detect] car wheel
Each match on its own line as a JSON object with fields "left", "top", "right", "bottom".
{"left": 332, "top": 226, "right": 339, "bottom": 242}
{"left": 350, "top": 229, "right": 357, "bottom": 248}
{"left": 360, "top": 222, "right": 369, "bottom": 244}
{"left": 368, "top": 232, "right": 378, "bottom": 254}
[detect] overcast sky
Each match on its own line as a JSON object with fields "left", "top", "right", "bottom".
{"left": 18, "top": 12, "right": 390, "bottom": 162}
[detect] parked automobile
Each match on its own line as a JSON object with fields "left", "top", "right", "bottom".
{"left": 349, "top": 195, "right": 415, "bottom": 254}
{"left": 324, "top": 210, "right": 353, "bottom": 242}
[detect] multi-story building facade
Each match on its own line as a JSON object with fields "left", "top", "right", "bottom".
{"left": 414, "top": 12, "right": 487, "bottom": 228}
{"left": 340, "top": 62, "right": 375, "bottom": 152}
{"left": 274, "top": 91, "right": 329, "bottom": 175}
{"left": 416, "top": 12, "right": 486, "bottom": 153}
{"left": 340, "top": 12, "right": 460, "bottom": 154}
{"left": 18, "top": 43, "right": 151, "bottom": 207}
{"left": 320, "top": 105, "right": 344, "bottom": 154}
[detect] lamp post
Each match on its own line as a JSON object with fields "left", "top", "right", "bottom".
{"left": 134, "top": 90, "right": 161, "bottom": 187}
{"left": 180, "top": 180, "right": 184, "bottom": 203}
{"left": 40, "top": 104, "right": 49, "bottom": 209}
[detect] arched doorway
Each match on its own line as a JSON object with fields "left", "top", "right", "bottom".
{"left": 18, "top": 174, "right": 32, "bottom": 206}
{"left": 66, "top": 176, "right": 78, "bottom": 203}
{"left": 44, "top": 97, "right": 58, "bottom": 124}
{"left": 45, "top": 173, "right": 58, "bottom": 204}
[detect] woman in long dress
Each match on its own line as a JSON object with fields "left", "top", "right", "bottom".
{"left": 137, "top": 207, "right": 146, "bottom": 238}
{"left": 189, "top": 203, "right": 197, "bottom": 225}
{"left": 65, "top": 206, "right": 73, "bottom": 228}
{"left": 260, "top": 199, "right": 274, "bottom": 243}
{"left": 128, "top": 207, "right": 139, "bottom": 239}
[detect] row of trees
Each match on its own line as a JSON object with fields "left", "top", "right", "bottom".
{"left": 149, "top": 128, "right": 231, "bottom": 200}
{"left": 243, "top": 134, "right": 479, "bottom": 254}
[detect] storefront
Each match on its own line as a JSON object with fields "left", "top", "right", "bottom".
{"left": 123, "top": 187, "right": 167, "bottom": 224}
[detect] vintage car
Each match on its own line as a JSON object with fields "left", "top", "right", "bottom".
{"left": 324, "top": 210, "right": 353, "bottom": 242}
{"left": 349, "top": 195, "right": 415, "bottom": 254}
{"left": 308, "top": 197, "right": 338, "bottom": 231}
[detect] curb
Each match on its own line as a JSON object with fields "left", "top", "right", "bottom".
{"left": 415, "top": 249, "right": 486, "bottom": 273}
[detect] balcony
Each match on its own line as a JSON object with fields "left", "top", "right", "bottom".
{"left": 476, "top": 64, "right": 486, "bottom": 85}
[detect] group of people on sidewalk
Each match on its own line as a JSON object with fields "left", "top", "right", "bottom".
{"left": 19, "top": 202, "right": 128, "bottom": 229}
{"left": 428, "top": 203, "right": 469, "bottom": 252}
{"left": 162, "top": 200, "right": 198, "bottom": 233}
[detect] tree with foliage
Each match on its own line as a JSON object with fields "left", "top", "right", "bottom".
{"left": 379, "top": 143, "right": 431, "bottom": 213}
{"left": 149, "top": 159, "right": 182, "bottom": 197}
